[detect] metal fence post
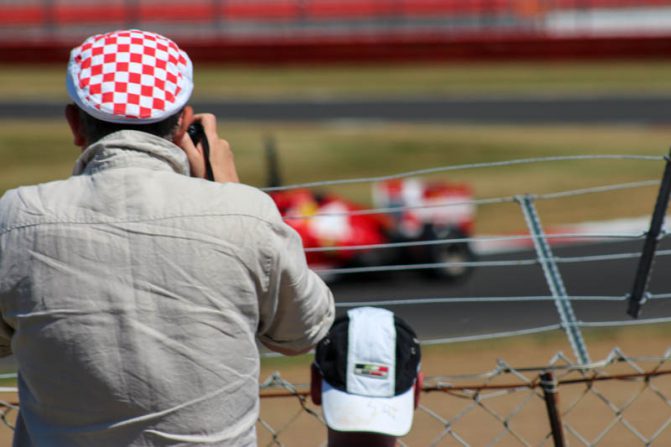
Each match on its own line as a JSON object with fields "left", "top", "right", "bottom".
{"left": 540, "top": 372, "right": 566, "bottom": 447}
{"left": 627, "top": 150, "right": 671, "bottom": 318}
{"left": 519, "top": 194, "right": 590, "bottom": 365}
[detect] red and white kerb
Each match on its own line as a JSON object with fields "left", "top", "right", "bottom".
{"left": 66, "top": 30, "right": 193, "bottom": 124}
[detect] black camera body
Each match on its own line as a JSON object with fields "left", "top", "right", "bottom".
{"left": 187, "top": 122, "right": 205, "bottom": 146}
{"left": 186, "top": 122, "right": 214, "bottom": 181}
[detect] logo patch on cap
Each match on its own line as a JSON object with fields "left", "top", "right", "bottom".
{"left": 354, "top": 363, "right": 390, "bottom": 379}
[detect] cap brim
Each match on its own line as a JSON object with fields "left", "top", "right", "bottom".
{"left": 321, "top": 380, "right": 415, "bottom": 437}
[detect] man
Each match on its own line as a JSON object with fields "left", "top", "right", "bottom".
{"left": 0, "top": 29, "right": 334, "bottom": 446}
{"left": 311, "top": 307, "right": 423, "bottom": 447}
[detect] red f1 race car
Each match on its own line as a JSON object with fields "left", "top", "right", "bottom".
{"left": 265, "top": 141, "right": 476, "bottom": 281}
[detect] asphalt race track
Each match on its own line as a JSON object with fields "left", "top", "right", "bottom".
{"left": 328, "top": 239, "right": 671, "bottom": 341}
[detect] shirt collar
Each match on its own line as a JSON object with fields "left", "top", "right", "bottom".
{"left": 72, "top": 130, "right": 190, "bottom": 177}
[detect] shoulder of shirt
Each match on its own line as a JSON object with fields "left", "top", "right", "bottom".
{"left": 0, "top": 180, "right": 62, "bottom": 225}
{"left": 0, "top": 186, "right": 29, "bottom": 232}
{"left": 0, "top": 179, "right": 285, "bottom": 233}
{"left": 197, "top": 181, "right": 283, "bottom": 223}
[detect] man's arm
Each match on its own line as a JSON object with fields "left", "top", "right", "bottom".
{"left": 0, "top": 207, "right": 15, "bottom": 357}
{"left": 175, "top": 110, "right": 239, "bottom": 183}
{"left": 257, "top": 223, "right": 335, "bottom": 355}
{"left": 0, "top": 319, "right": 12, "bottom": 358}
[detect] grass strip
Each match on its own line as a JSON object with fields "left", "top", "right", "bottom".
{"left": 1, "top": 119, "right": 667, "bottom": 233}
{"left": 3, "top": 61, "right": 671, "bottom": 100}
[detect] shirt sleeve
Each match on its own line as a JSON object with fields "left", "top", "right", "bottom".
{"left": 257, "top": 220, "right": 335, "bottom": 355}
{"left": 0, "top": 204, "right": 15, "bottom": 357}
{"left": 0, "top": 319, "right": 12, "bottom": 358}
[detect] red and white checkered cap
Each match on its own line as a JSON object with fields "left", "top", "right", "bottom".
{"left": 66, "top": 29, "right": 193, "bottom": 124}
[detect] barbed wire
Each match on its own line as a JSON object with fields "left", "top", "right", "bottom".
{"left": 336, "top": 291, "right": 671, "bottom": 308}
{"left": 335, "top": 295, "right": 630, "bottom": 307}
{"left": 304, "top": 231, "right": 649, "bottom": 253}
{"left": 280, "top": 179, "right": 659, "bottom": 221}
{"left": 296, "top": 153, "right": 671, "bottom": 358}
{"left": 421, "top": 316, "right": 671, "bottom": 346}
{"left": 262, "top": 154, "right": 662, "bottom": 192}
{"left": 533, "top": 179, "right": 660, "bottom": 201}
{"left": 312, "top": 247, "right": 671, "bottom": 275}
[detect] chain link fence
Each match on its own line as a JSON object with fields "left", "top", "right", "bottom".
{"left": 0, "top": 348, "right": 668, "bottom": 445}
{"left": 254, "top": 348, "right": 671, "bottom": 446}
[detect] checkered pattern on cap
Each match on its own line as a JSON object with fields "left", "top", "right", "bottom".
{"left": 66, "top": 30, "right": 193, "bottom": 124}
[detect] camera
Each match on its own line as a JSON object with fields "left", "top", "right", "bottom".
{"left": 186, "top": 121, "right": 214, "bottom": 181}
{"left": 187, "top": 122, "right": 205, "bottom": 146}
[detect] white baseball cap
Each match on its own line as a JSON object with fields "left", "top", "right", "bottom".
{"left": 66, "top": 29, "right": 193, "bottom": 124}
{"left": 314, "top": 307, "right": 421, "bottom": 436}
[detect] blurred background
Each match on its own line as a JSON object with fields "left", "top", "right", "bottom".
{"left": 4, "top": 0, "right": 671, "bottom": 62}
{"left": 3, "top": 0, "right": 671, "bottom": 356}
{"left": 3, "top": 2, "right": 671, "bottom": 445}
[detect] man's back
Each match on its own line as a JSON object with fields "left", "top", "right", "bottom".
{"left": 0, "top": 131, "right": 333, "bottom": 446}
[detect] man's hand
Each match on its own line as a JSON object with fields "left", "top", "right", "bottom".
{"left": 178, "top": 113, "right": 239, "bottom": 183}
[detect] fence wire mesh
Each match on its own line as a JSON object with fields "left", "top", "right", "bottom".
{"left": 249, "top": 349, "right": 671, "bottom": 447}
{"left": 0, "top": 349, "right": 669, "bottom": 446}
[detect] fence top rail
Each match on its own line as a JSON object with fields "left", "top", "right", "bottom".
{"left": 0, "top": 366, "right": 667, "bottom": 400}
{"left": 254, "top": 348, "right": 671, "bottom": 398}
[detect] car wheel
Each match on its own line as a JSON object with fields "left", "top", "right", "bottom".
{"left": 420, "top": 226, "right": 476, "bottom": 281}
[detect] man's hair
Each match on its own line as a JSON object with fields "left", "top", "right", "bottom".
{"left": 78, "top": 107, "right": 182, "bottom": 144}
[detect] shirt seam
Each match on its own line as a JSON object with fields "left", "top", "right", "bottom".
{"left": 0, "top": 212, "right": 280, "bottom": 237}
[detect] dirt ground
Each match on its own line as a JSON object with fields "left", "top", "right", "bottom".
{"left": 0, "top": 325, "right": 668, "bottom": 446}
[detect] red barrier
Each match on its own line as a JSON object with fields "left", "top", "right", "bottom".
{"left": 4, "top": 0, "right": 671, "bottom": 27}
{"left": 0, "top": 5, "right": 45, "bottom": 25}
{"left": 0, "top": 0, "right": 519, "bottom": 25}
{"left": 221, "top": 1, "right": 301, "bottom": 20}
{"left": 3, "top": 33, "right": 671, "bottom": 64}
{"left": 53, "top": 4, "right": 127, "bottom": 24}
{"left": 138, "top": 2, "right": 216, "bottom": 22}
{"left": 3, "top": 0, "right": 671, "bottom": 64}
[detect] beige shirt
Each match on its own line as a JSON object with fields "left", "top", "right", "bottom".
{"left": 0, "top": 131, "right": 335, "bottom": 446}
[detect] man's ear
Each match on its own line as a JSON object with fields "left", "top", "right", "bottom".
{"left": 173, "top": 106, "right": 194, "bottom": 144}
{"left": 65, "top": 104, "right": 87, "bottom": 149}
{"left": 310, "top": 363, "right": 322, "bottom": 406}
{"left": 414, "top": 371, "right": 424, "bottom": 409}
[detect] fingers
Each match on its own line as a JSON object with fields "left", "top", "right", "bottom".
{"left": 197, "top": 113, "right": 218, "bottom": 144}
{"left": 186, "top": 113, "right": 239, "bottom": 183}
{"left": 177, "top": 131, "right": 206, "bottom": 178}
{"left": 211, "top": 136, "right": 240, "bottom": 184}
